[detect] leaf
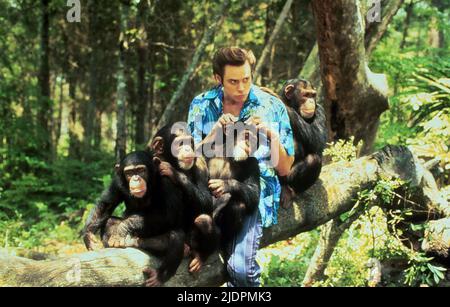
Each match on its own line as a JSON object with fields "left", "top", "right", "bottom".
{"left": 433, "top": 273, "right": 440, "bottom": 285}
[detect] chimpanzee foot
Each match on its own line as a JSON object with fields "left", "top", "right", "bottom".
{"left": 188, "top": 253, "right": 203, "bottom": 273}
{"left": 183, "top": 243, "right": 191, "bottom": 258}
{"left": 280, "top": 186, "right": 295, "bottom": 209}
{"left": 143, "top": 268, "right": 162, "bottom": 287}
{"left": 84, "top": 232, "right": 104, "bottom": 251}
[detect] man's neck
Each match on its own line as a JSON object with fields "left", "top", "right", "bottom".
{"left": 223, "top": 97, "right": 244, "bottom": 117}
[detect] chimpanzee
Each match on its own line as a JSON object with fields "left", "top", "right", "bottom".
{"left": 278, "top": 78, "right": 327, "bottom": 205}
{"left": 148, "top": 123, "right": 220, "bottom": 273}
{"left": 83, "top": 150, "right": 185, "bottom": 287}
{"left": 203, "top": 122, "right": 260, "bottom": 256}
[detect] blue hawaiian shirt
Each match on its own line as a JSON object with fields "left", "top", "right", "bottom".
{"left": 187, "top": 84, "right": 294, "bottom": 228}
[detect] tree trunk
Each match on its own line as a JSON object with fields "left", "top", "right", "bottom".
{"left": 52, "top": 76, "right": 64, "bottom": 160}
{"left": 151, "top": 0, "right": 231, "bottom": 138}
{"left": 38, "top": 0, "right": 52, "bottom": 156}
{"left": 428, "top": 16, "right": 440, "bottom": 49}
{"left": 134, "top": 0, "right": 149, "bottom": 147}
{"left": 393, "top": 1, "right": 414, "bottom": 95}
{"left": 68, "top": 78, "right": 81, "bottom": 160}
{"left": 311, "top": 0, "right": 390, "bottom": 155}
{"left": 1, "top": 145, "right": 447, "bottom": 286}
{"left": 115, "top": 3, "right": 129, "bottom": 162}
{"left": 83, "top": 0, "right": 99, "bottom": 157}
{"left": 300, "top": 0, "right": 403, "bottom": 155}
{"left": 399, "top": 1, "right": 414, "bottom": 50}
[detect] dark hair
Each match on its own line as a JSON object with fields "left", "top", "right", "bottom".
{"left": 212, "top": 47, "right": 256, "bottom": 80}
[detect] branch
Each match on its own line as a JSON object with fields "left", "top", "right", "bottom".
{"left": 0, "top": 145, "right": 447, "bottom": 286}
{"left": 254, "top": 0, "right": 294, "bottom": 81}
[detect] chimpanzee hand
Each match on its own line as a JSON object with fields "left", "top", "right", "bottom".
{"left": 107, "top": 234, "right": 139, "bottom": 248}
{"left": 189, "top": 251, "right": 203, "bottom": 273}
{"left": 159, "top": 161, "right": 177, "bottom": 182}
{"left": 153, "top": 157, "right": 177, "bottom": 183}
{"left": 208, "top": 179, "right": 231, "bottom": 198}
{"left": 84, "top": 232, "right": 103, "bottom": 251}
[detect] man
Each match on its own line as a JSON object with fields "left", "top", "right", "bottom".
{"left": 187, "top": 47, "right": 294, "bottom": 286}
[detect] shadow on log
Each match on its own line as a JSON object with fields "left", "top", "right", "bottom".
{"left": 0, "top": 145, "right": 448, "bottom": 286}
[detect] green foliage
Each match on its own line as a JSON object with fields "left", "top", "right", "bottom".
{"left": 404, "top": 252, "right": 447, "bottom": 286}
{"left": 259, "top": 231, "right": 319, "bottom": 286}
{"left": 323, "top": 136, "right": 363, "bottom": 162}
{"left": 0, "top": 152, "right": 114, "bottom": 252}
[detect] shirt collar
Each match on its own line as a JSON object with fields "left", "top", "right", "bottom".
{"left": 206, "top": 84, "right": 259, "bottom": 110}
{"left": 246, "top": 85, "right": 258, "bottom": 106}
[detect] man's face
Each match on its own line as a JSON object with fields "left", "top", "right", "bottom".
{"left": 215, "top": 61, "right": 252, "bottom": 104}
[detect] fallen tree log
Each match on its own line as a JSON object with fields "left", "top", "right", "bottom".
{"left": 0, "top": 145, "right": 447, "bottom": 286}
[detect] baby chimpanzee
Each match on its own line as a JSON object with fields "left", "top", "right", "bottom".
{"left": 149, "top": 123, "right": 219, "bottom": 273}
{"left": 203, "top": 121, "right": 260, "bottom": 255}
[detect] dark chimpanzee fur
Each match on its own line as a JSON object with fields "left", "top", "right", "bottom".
{"left": 203, "top": 122, "right": 261, "bottom": 257}
{"left": 148, "top": 124, "right": 220, "bottom": 273}
{"left": 83, "top": 150, "right": 185, "bottom": 287}
{"left": 278, "top": 78, "right": 327, "bottom": 204}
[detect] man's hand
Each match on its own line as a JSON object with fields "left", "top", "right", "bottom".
{"left": 218, "top": 113, "right": 239, "bottom": 127}
{"left": 245, "top": 116, "right": 276, "bottom": 140}
{"left": 210, "top": 114, "right": 239, "bottom": 138}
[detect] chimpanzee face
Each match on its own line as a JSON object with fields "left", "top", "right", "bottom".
{"left": 124, "top": 164, "right": 148, "bottom": 198}
{"left": 151, "top": 127, "right": 196, "bottom": 171}
{"left": 284, "top": 80, "right": 317, "bottom": 120}
{"left": 116, "top": 151, "right": 153, "bottom": 198}
{"left": 171, "top": 131, "right": 196, "bottom": 171}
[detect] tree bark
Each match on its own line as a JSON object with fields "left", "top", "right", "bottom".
{"left": 84, "top": 0, "right": 99, "bottom": 157}
{"left": 311, "top": 0, "right": 390, "bottom": 155}
{"left": 254, "top": 0, "right": 294, "bottom": 83}
{"left": 52, "top": 76, "right": 64, "bottom": 160}
{"left": 1, "top": 145, "right": 447, "bottom": 286}
{"left": 400, "top": 1, "right": 414, "bottom": 50}
{"left": 299, "top": 0, "right": 403, "bottom": 155}
{"left": 151, "top": 0, "right": 231, "bottom": 138}
{"left": 38, "top": 0, "right": 52, "bottom": 156}
{"left": 115, "top": 3, "right": 129, "bottom": 162}
{"left": 134, "top": 0, "right": 150, "bottom": 147}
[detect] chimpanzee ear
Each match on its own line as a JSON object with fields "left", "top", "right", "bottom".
{"left": 150, "top": 136, "right": 164, "bottom": 155}
{"left": 153, "top": 156, "right": 161, "bottom": 166}
{"left": 114, "top": 164, "right": 120, "bottom": 174}
{"left": 284, "top": 84, "right": 295, "bottom": 100}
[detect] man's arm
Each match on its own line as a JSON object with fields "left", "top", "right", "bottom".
{"left": 270, "top": 131, "right": 294, "bottom": 177}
